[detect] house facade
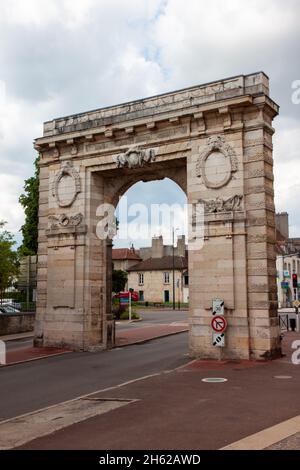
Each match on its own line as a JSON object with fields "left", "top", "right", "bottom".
{"left": 112, "top": 245, "right": 141, "bottom": 272}
{"left": 275, "top": 212, "right": 300, "bottom": 308}
{"left": 112, "top": 236, "right": 189, "bottom": 304}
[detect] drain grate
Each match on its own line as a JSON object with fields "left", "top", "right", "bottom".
{"left": 202, "top": 377, "right": 228, "bottom": 383}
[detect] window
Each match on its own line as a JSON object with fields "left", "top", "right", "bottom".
{"left": 139, "top": 290, "right": 144, "bottom": 301}
{"left": 184, "top": 274, "right": 189, "bottom": 286}
{"left": 138, "top": 273, "right": 144, "bottom": 285}
{"left": 164, "top": 290, "right": 170, "bottom": 302}
{"left": 164, "top": 272, "right": 170, "bottom": 284}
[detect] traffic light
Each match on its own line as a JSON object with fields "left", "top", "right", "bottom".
{"left": 292, "top": 274, "right": 298, "bottom": 288}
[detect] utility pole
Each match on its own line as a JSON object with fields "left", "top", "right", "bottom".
{"left": 172, "top": 228, "right": 179, "bottom": 310}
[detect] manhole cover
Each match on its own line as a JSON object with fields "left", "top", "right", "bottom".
{"left": 202, "top": 377, "right": 228, "bottom": 383}
{"left": 274, "top": 375, "right": 293, "bottom": 379}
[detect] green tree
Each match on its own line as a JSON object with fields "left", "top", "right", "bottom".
{"left": 0, "top": 221, "right": 18, "bottom": 301}
{"left": 112, "top": 269, "right": 128, "bottom": 293}
{"left": 19, "top": 157, "right": 39, "bottom": 256}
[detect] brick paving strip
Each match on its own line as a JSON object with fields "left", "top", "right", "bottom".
{"left": 115, "top": 323, "right": 189, "bottom": 347}
{"left": 4, "top": 347, "right": 72, "bottom": 366}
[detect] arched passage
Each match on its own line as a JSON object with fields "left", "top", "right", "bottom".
{"left": 112, "top": 177, "right": 188, "bottom": 308}
{"left": 34, "top": 72, "right": 281, "bottom": 360}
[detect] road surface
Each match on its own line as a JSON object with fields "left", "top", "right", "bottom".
{"left": 0, "top": 331, "right": 189, "bottom": 421}
{"left": 5, "top": 309, "right": 188, "bottom": 351}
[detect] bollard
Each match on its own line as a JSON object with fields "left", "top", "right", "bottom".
{"left": 290, "top": 318, "right": 296, "bottom": 332}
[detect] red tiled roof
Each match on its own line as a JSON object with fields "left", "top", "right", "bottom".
{"left": 127, "top": 256, "right": 188, "bottom": 272}
{"left": 112, "top": 248, "right": 141, "bottom": 261}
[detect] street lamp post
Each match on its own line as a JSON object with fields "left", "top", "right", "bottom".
{"left": 172, "top": 227, "right": 179, "bottom": 310}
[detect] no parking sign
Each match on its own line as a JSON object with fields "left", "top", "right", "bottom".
{"left": 211, "top": 298, "right": 226, "bottom": 347}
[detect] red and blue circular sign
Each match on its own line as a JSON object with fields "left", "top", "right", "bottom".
{"left": 211, "top": 316, "right": 227, "bottom": 333}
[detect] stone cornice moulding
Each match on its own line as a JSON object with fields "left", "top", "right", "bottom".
{"left": 34, "top": 95, "right": 256, "bottom": 149}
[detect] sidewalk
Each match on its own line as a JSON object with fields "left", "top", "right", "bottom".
{"left": 0, "top": 331, "right": 33, "bottom": 342}
{"left": 116, "top": 323, "right": 188, "bottom": 347}
{"left": 15, "top": 330, "right": 300, "bottom": 450}
{"left": 4, "top": 346, "right": 72, "bottom": 366}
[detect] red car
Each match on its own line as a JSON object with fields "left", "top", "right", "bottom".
{"left": 114, "top": 291, "right": 139, "bottom": 302}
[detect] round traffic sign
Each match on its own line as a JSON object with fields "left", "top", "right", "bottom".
{"left": 211, "top": 316, "right": 227, "bottom": 333}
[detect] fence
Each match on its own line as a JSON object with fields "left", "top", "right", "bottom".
{"left": 1, "top": 285, "right": 36, "bottom": 313}
{"left": 279, "top": 314, "right": 289, "bottom": 331}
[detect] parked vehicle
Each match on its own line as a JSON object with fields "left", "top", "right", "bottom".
{"left": 1, "top": 301, "right": 22, "bottom": 310}
{"left": 0, "top": 304, "right": 21, "bottom": 314}
{"left": 113, "top": 291, "right": 139, "bottom": 302}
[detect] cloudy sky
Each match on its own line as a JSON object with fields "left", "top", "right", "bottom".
{"left": 0, "top": 0, "right": 299, "bottom": 248}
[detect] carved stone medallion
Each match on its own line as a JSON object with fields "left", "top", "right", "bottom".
{"left": 196, "top": 136, "right": 238, "bottom": 189}
{"left": 52, "top": 161, "right": 81, "bottom": 207}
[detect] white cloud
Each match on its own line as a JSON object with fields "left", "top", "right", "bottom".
{"left": 0, "top": 173, "right": 24, "bottom": 235}
{"left": 0, "top": 0, "right": 299, "bottom": 245}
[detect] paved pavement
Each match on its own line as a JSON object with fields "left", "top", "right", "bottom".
{"left": 15, "top": 330, "right": 300, "bottom": 450}
{"left": 116, "top": 323, "right": 188, "bottom": 346}
{"left": 267, "top": 431, "right": 300, "bottom": 450}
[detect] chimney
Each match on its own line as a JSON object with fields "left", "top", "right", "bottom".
{"left": 275, "top": 212, "right": 289, "bottom": 240}
{"left": 151, "top": 236, "right": 164, "bottom": 258}
{"left": 176, "top": 235, "right": 186, "bottom": 257}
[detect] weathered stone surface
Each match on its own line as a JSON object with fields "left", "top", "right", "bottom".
{"left": 34, "top": 72, "right": 280, "bottom": 359}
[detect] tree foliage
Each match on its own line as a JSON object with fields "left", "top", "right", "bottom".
{"left": 19, "top": 157, "right": 39, "bottom": 256}
{"left": 112, "top": 269, "right": 128, "bottom": 293}
{"left": 0, "top": 221, "right": 18, "bottom": 300}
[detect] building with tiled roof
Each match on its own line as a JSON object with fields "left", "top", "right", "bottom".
{"left": 125, "top": 237, "right": 189, "bottom": 304}
{"left": 112, "top": 245, "right": 141, "bottom": 272}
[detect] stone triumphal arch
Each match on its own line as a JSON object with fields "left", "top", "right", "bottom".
{"left": 34, "top": 72, "right": 281, "bottom": 360}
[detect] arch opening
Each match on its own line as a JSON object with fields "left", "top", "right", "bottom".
{"left": 109, "top": 176, "right": 189, "bottom": 345}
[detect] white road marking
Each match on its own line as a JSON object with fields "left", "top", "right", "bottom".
{"left": 221, "top": 415, "right": 300, "bottom": 450}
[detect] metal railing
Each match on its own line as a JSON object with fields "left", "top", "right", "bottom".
{"left": 279, "top": 314, "right": 289, "bottom": 331}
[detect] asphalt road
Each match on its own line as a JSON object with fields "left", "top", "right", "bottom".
{"left": 5, "top": 309, "right": 188, "bottom": 350}
{"left": 0, "top": 332, "right": 189, "bottom": 421}
{"left": 116, "top": 309, "right": 187, "bottom": 330}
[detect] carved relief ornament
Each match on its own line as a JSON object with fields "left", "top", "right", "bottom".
{"left": 199, "top": 194, "right": 243, "bottom": 213}
{"left": 196, "top": 135, "right": 238, "bottom": 189}
{"left": 114, "top": 145, "right": 156, "bottom": 169}
{"left": 48, "top": 213, "right": 84, "bottom": 230}
{"left": 52, "top": 161, "right": 81, "bottom": 207}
